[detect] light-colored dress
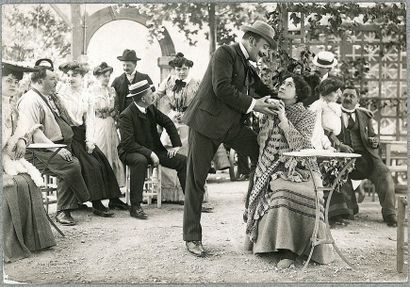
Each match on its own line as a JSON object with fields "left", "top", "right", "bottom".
{"left": 156, "top": 75, "right": 199, "bottom": 202}
{"left": 88, "top": 83, "right": 125, "bottom": 187}
{"left": 310, "top": 98, "right": 342, "bottom": 150}
{"left": 2, "top": 95, "right": 56, "bottom": 263}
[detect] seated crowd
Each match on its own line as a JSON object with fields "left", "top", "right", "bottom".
{"left": 2, "top": 46, "right": 398, "bottom": 267}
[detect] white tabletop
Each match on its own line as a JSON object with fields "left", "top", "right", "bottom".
{"left": 283, "top": 149, "right": 361, "bottom": 158}
{"left": 27, "top": 143, "right": 66, "bottom": 149}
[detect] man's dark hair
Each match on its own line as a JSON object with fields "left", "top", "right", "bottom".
{"left": 342, "top": 86, "right": 360, "bottom": 97}
{"left": 31, "top": 69, "right": 48, "bottom": 84}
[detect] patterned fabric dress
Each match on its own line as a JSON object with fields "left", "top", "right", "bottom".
{"left": 88, "top": 83, "right": 125, "bottom": 187}
{"left": 245, "top": 102, "right": 333, "bottom": 265}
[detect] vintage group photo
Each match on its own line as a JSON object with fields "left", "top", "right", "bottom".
{"left": 1, "top": 2, "right": 408, "bottom": 285}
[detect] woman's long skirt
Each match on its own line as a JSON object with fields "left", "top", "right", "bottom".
{"left": 71, "top": 125, "right": 122, "bottom": 201}
{"left": 252, "top": 173, "right": 334, "bottom": 265}
{"left": 93, "top": 116, "right": 125, "bottom": 187}
{"left": 3, "top": 174, "right": 56, "bottom": 263}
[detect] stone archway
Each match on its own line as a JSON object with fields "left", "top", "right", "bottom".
{"left": 72, "top": 6, "right": 175, "bottom": 81}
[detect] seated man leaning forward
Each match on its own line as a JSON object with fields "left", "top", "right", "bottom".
{"left": 336, "top": 86, "right": 397, "bottom": 227}
{"left": 15, "top": 58, "right": 90, "bottom": 226}
{"left": 117, "top": 80, "right": 187, "bottom": 219}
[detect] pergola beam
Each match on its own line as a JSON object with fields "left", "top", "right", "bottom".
{"left": 49, "top": 4, "right": 72, "bottom": 28}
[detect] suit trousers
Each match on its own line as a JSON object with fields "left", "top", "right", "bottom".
{"left": 350, "top": 153, "right": 396, "bottom": 217}
{"left": 120, "top": 151, "right": 187, "bottom": 206}
{"left": 183, "top": 124, "right": 259, "bottom": 241}
{"left": 26, "top": 150, "right": 90, "bottom": 211}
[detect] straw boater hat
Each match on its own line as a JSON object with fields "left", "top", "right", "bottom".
{"left": 126, "top": 80, "right": 152, "bottom": 98}
{"left": 312, "top": 51, "right": 338, "bottom": 69}
{"left": 117, "top": 49, "right": 141, "bottom": 62}
{"left": 241, "top": 20, "right": 276, "bottom": 47}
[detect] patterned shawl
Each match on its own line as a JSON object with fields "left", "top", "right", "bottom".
{"left": 246, "top": 102, "right": 319, "bottom": 242}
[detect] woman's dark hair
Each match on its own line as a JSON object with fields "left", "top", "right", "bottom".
{"left": 168, "top": 52, "right": 193, "bottom": 68}
{"left": 58, "top": 61, "right": 89, "bottom": 76}
{"left": 317, "top": 78, "right": 344, "bottom": 97}
{"left": 281, "top": 74, "right": 311, "bottom": 103}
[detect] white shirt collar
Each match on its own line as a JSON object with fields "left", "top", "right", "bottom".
{"left": 321, "top": 73, "right": 329, "bottom": 82}
{"left": 126, "top": 68, "right": 137, "bottom": 82}
{"left": 239, "top": 42, "right": 250, "bottom": 60}
{"left": 134, "top": 102, "right": 146, "bottom": 114}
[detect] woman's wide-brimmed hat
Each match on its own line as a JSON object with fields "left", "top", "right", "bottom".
{"left": 117, "top": 49, "right": 141, "bottom": 62}
{"left": 58, "top": 61, "right": 89, "bottom": 76}
{"left": 93, "top": 62, "right": 113, "bottom": 76}
{"left": 241, "top": 20, "right": 276, "bottom": 48}
{"left": 312, "top": 51, "right": 338, "bottom": 69}
{"left": 126, "top": 80, "right": 152, "bottom": 98}
{"left": 2, "top": 62, "right": 37, "bottom": 80}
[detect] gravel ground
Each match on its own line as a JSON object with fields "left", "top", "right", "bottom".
{"left": 3, "top": 172, "right": 408, "bottom": 284}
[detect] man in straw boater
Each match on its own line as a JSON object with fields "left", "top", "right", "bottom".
{"left": 303, "top": 50, "right": 338, "bottom": 106}
{"left": 112, "top": 49, "right": 155, "bottom": 113}
{"left": 181, "top": 20, "right": 279, "bottom": 257}
{"left": 117, "top": 80, "right": 187, "bottom": 219}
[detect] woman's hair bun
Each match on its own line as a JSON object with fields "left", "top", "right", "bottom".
{"left": 176, "top": 52, "right": 184, "bottom": 57}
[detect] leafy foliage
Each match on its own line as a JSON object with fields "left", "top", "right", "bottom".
{"left": 2, "top": 4, "right": 71, "bottom": 63}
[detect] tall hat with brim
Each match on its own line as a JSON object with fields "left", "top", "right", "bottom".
{"left": 241, "top": 20, "right": 276, "bottom": 48}
{"left": 127, "top": 80, "right": 152, "bottom": 98}
{"left": 2, "top": 62, "right": 37, "bottom": 80}
{"left": 117, "top": 49, "right": 141, "bottom": 62}
{"left": 312, "top": 51, "right": 338, "bottom": 68}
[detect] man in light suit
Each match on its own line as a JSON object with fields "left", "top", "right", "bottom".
{"left": 335, "top": 87, "right": 397, "bottom": 227}
{"left": 182, "top": 20, "right": 278, "bottom": 256}
{"left": 112, "top": 49, "right": 154, "bottom": 113}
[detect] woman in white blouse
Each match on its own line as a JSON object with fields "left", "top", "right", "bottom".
{"left": 56, "top": 61, "right": 128, "bottom": 217}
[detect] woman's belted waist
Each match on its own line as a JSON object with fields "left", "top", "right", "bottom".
{"left": 95, "top": 109, "right": 116, "bottom": 119}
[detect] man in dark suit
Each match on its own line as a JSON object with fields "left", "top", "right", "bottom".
{"left": 335, "top": 87, "right": 397, "bottom": 227}
{"left": 112, "top": 49, "right": 154, "bottom": 113}
{"left": 182, "top": 20, "right": 279, "bottom": 257}
{"left": 118, "top": 80, "right": 186, "bottom": 219}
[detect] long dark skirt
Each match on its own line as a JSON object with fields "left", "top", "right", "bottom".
{"left": 71, "top": 125, "right": 121, "bottom": 201}
{"left": 3, "top": 174, "right": 56, "bottom": 263}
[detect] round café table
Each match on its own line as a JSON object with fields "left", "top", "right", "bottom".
{"left": 283, "top": 149, "right": 361, "bottom": 270}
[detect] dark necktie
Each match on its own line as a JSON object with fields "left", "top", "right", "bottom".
{"left": 343, "top": 111, "right": 355, "bottom": 129}
{"left": 172, "top": 79, "right": 187, "bottom": 93}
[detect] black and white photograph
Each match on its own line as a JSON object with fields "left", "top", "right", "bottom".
{"left": 1, "top": 2, "right": 408, "bottom": 284}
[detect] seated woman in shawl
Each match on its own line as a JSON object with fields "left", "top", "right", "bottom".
{"left": 2, "top": 62, "right": 56, "bottom": 262}
{"left": 245, "top": 74, "right": 333, "bottom": 269}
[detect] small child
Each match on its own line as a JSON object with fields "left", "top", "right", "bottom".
{"left": 309, "top": 78, "right": 343, "bottom": 150}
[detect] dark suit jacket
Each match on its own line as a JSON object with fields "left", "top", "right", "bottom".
{"left": 117, "top": 103, "right": 182, "bottom": 160}
{"left": 338, "top": 108, "right": 380, "bottom": 160}
{"left": 111, "top": 72, "right": 153, "bottom": 113}
{"left": 182, "top": 43, "right": 272, "bottom": 140}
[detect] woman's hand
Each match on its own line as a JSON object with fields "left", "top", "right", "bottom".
{"left": 167, "top": 146, "right": 180, "bottom": 158}
{"left": 86, "top": 142, "right": 95, "bottom": 154}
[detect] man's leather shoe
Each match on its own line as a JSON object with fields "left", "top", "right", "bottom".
{"left": 384, "top": 214, "right": 397, "bottom": 227}
{"left": 186, "top": 241, "right": 205, "bottom": 257}
{"left": 92, "top": 208, "right": 114, "bottom": 217}
{"left": 55, "top": 211, "right": 76, "bottom": 226}
{"left": 130, "top": 206, "right": 148, "bottom": 219}
{"left": 108, "top": 199, "right": 129, "bottom": 210}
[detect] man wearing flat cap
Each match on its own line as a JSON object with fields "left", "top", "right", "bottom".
{"left": 112, "top": 49, "right": 154, "bottom": 113}
{"left": 15, "top": 58, "right": 90, "bottom": 226}
{"left": 182, "top": 20, "right": 278, "bottom": 257}
{"left": 117, "top": 80, "right": 187, "bottom": 219}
